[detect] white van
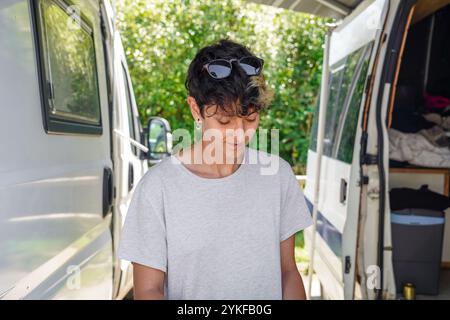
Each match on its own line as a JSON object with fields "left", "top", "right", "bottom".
{"left": 287, "top": 0, "right": 450, "bottom": 300}
{"left": 0, "top": 0, "right": 172, "bottom": 299}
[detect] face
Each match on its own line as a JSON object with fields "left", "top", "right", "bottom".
{"left": 204, "top": 104, "right": 259, "bottom": 147}
{"left": 187, "top": 96, "right": 260, "bottom": 158}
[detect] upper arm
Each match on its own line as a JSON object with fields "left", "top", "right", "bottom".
{"left": 132, "top": 262, "right": 165, "bottom": 299}
{"left": 280, "top": 234, "right": 298, "bottom": 274}
{"left": 279, "top": 160, "right": 313, "bottom": 242}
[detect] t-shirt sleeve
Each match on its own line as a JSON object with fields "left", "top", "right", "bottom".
{"left": 117, "top": 173, "right": 167, "bottom": 273}
{"left": 279, "top": 162, "right": 313, "bottom": 242}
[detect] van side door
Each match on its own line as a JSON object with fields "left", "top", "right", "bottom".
{"left": 304, "top": 0, "right": 389, "bottom": 299}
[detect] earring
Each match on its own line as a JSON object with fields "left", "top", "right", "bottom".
{"left": 195, "top": 120, "right": 202, "bottom": 130}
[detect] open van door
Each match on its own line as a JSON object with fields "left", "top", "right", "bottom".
{"left": 304, "top": 0, "right": 389, "bottom": 299}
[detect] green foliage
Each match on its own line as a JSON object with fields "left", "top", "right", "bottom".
{"left": 116, "top": 0, "right": 331, "bottom": 173}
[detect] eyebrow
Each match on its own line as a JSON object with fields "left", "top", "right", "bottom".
{"left": 207, "top": 104, "right": 257, "bottom": 118}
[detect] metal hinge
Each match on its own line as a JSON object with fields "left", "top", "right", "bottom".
{"left": 345, "top": 256, "right": 351, "bottom": 274}
{"left": 359, "top": 175, "right": 369, "bottom": 186}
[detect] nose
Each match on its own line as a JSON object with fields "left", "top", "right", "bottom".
{"left": 234, "top": 116, "right": 245, "bottom": 130}
{"left": 227, "top": 117, "right": 245, "bottom": 143}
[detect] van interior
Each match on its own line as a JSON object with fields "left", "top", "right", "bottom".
{"left": 388, "top": 0, "right": 450, "bottom": 299}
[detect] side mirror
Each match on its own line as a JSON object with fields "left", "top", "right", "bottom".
{"left": 145, "top": 117, "right": 172, "bottom": 163}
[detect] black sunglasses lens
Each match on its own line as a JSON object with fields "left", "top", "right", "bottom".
{"left": 207, "top": 60, "right": 232, "bottom": 79}
{"left": 239, "top": 57, "right": 262, "bottom": 75}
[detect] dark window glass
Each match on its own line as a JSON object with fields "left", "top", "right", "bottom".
{"left": 309, "top": 43, "right": 373, "bottom": 164}
{"left": 335, "top": 47, "right": 372, "bottom": 163}
{"left": 38, "top": 0, "right": 102, "bottom": 133}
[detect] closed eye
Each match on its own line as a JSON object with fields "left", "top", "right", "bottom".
{"left": 245, "top": 113, "right": 258, "bottom": 122}
{"left": 217, "top": 118, "right": 231, "bottom": 125}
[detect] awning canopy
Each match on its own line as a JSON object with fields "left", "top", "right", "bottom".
{"left": 248, "top": 0, "right": 364, "bottom": 19}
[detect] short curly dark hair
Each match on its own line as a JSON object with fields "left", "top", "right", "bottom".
{"left": 185, "top": 39, "right": 274, "bottom": 118}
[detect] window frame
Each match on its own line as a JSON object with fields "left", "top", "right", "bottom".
{"left": 31, "top": 0, "right": 103, "bottom": 135}
{"left": 121, "top": 62, "right": 140, "bottom": 156}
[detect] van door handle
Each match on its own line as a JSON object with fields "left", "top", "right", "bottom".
{"left": 340, "top": 178, "right": 347, "bottom": 204}
{"left": 102, "top": 167, "right": 113, "bottom": 218}
{"left": 128, "top": 163, "right": 134, "bottom": 192}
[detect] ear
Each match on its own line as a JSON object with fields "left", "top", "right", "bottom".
{"left": 187, "top": 96, "right": 202, "bottom": 121}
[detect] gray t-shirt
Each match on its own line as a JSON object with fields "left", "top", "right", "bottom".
{"left": 117, "top": 146, "right": 313, "bottom": 300}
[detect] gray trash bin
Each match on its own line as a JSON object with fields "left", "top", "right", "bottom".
{"left": 391, "top": 208, "right": 445, "bottom": 295}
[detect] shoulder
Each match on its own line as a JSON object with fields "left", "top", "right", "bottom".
{"left": 136, "top": 156, "right": 174, "bottom": 192}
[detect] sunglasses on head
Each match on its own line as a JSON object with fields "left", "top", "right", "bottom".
{"left": 202, "top": 56, "right": 264, "bottom": 79}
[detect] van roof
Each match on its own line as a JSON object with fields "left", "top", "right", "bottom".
{"left": 248, "top": 0, "right": 363, "bottom": 19}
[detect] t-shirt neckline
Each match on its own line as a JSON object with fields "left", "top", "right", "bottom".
{"left": 170, "top": 146, "right": 248, "bottom": 183}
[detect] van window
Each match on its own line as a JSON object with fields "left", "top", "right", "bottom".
{"left": 36, "top": 0, "right": 102, "bottom": 134}
{"left": 122, "top": 64, "right": 138, "bottom": 155}
{"left": 335, "top": 45, "right": 372, "bottom": 163}
{"left": 309, "top": 43, "right": 373, "bottom": 164}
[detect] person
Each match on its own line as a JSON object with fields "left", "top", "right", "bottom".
{"left": 118, "top": 39, "right": 313, "bottom": 300}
